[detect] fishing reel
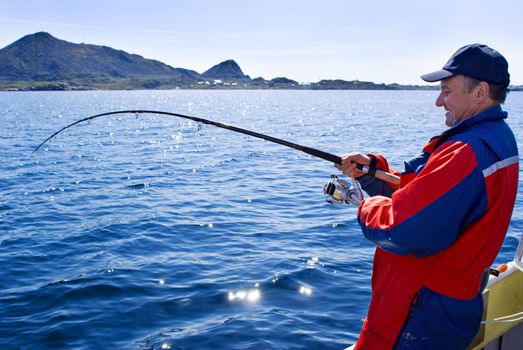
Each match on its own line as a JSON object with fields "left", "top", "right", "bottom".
{"left": 323, "top": 175, "right": 364, "bottom": 205}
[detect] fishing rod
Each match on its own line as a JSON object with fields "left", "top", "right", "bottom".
{"left": 33, "top": 110, "right": 400, "bottom": 188}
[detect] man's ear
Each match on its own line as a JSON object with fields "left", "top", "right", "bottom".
{"left": 475, "top": 81, "right": 490, "bottom": 103}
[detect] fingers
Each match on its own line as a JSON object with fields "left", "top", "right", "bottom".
{"left": 337, "top": 161, "right": 362, "bottom": 178}
{"left": 341, "top": 152, "right": 371, "bottom": 166}
{"left": 336, "top": 152, "right": 370, "bottom": 178}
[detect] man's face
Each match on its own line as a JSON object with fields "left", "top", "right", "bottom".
{"left": 435, "top": 75, "right": 478, "bottom": 127}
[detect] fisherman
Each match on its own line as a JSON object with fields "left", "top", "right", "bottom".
{"left": 337, "top": 44, "right": 519, "bottom": 349}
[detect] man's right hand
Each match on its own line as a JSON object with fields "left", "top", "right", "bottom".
{"left": 336, "top": 152, "right": 371, "bottom": 178}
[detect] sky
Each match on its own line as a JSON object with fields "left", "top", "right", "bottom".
{"left": 1, "top": 0, "right": 522, "bottom": 85}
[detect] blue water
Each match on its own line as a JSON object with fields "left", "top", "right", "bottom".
{"left": 1, "top": 90, "right": 522, "bottom": 349}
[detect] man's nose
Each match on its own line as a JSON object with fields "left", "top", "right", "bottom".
{"left": 435, "top": 93, "right": 444, "bottom": 107}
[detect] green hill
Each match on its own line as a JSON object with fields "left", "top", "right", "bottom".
{"left": 0, "top": 32, "right": 449, "bottom": 91}
{"left": 0, "top": 32, "right": 200, "bottom": 89}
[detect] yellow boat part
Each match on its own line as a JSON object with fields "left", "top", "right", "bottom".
{"left": 468, "top": 262, "right": 523, "bottom": 349}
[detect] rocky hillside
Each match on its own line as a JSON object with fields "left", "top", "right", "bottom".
{"left": 0, "top": 32, "right": 201, "bottom": 86}
{"left": 0, "top": 32, "right": 265, "bottom": 90}
{"left": 202, "top": 59, "right": 250, "bottom": 80}
{"left": 0, "top": 32, "right": 445, "bottom": 90}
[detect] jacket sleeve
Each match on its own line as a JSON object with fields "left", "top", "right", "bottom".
{"left": 357, "top": 141, "right": 487, "bottom": 258}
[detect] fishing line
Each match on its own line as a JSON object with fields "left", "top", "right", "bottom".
{"left": 33, "top": 109, "right": 400, "bottom": 185}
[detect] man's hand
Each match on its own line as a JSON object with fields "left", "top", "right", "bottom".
{"left": 336, "top": 152, "right": 371, "bottom": 178}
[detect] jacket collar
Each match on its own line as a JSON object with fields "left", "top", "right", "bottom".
{"left": 424, "top": 105, "right": 507, "bottom": 153}
{"left": 443, "top": 104, "right": 507, "bottom": 137}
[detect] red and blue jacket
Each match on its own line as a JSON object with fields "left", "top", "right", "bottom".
{"left": 353, "top": 105, "right": 519, "bottom": 350}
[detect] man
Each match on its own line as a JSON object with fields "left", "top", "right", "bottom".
{"left": 338, "top": 44, "right": 519, "bottom": 349}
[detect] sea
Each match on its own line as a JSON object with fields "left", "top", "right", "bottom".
{"left": 1, "top": 90, "right": 522, "bottom": 350}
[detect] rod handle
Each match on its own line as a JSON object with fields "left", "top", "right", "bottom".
{"left": 358, "top": 165, "right": 400, "bottom": 186}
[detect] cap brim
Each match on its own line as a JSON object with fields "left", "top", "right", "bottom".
{"left": 420, "top": 69, "right": 454, "bottom": 82}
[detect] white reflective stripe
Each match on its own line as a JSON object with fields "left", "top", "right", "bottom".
{"left": 482, "top": 155, "right": 519, "bottom": 177}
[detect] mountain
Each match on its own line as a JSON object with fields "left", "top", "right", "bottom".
{"left": 202, "top": 59, "right": 250, "bottom": 81}
{"left": 0, "top": 33, "right": 285, "bottom": 90}
{"left": 0, "top": 32, "right": 203, "bottom": 88}
{"left": 0, "top": 32, "right": 438, "bottom": 91}
{"left": 0, "top": 32, "right": 257, "bottom": 89}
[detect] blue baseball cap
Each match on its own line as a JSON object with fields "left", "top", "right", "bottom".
{"left": 421, "top": 44, "right": 510, "bottom": 86}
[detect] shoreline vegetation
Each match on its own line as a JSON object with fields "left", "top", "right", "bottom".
{"left": 1, "top": 32, "right": 521, "bottom": 92}
{"left": 0, "top": 79, "right": 440, "bottom": 92}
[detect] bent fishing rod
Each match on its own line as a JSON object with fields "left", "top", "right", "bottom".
{"left": 33, "top": 109, "right": 400, "bottom": 186}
